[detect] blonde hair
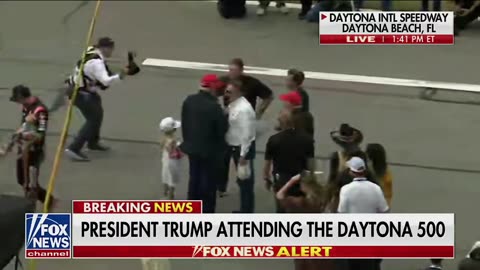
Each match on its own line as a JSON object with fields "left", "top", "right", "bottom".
{"left": 301, "top": 172, "right": 328, "bottom": 210}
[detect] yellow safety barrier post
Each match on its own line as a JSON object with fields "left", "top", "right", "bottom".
{"left": 28, "top": 1, "right": 103, "bottom": 270}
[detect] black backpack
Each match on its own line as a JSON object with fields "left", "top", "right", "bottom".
{"left": 217, "top": 0, "right": 246, "bottom": 19}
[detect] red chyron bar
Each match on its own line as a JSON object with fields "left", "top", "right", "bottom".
{"left": 320, "top": 34, "right": 454, "bottom": 44}
{"left": 72, "top": 200, "right": 203, "bottom": 214}
{"left": 72, "top": 245, "right": 455, "bottom": 258}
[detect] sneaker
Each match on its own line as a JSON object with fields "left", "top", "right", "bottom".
{"left": 257, "top": 7, "right": 266, "bottom": 16}
{"left": 278, "top": 5, "right": 289, "bottom": 14}
{"left": 65, "top": 149, "right": 90, "bottom": 161}
{"left": 87, "top": 143, "right": 110, "bottom": 151}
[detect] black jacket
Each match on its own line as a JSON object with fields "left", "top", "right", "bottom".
{"left": 180, "top": 90, "right": 228, "bottom": 158}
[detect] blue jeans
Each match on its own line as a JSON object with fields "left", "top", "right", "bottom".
{"left": 68, "top": 91, "right": 103, "bottom": 152}
{"left": 188, "top": 155, "right": 218, "bottom": 213}
{"left": 224, "top": 142, "right": 255, "bottom": 213}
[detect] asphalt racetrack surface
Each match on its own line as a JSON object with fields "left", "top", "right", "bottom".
{"left": 1, "top": 1, "right": 480, "bottom": 270}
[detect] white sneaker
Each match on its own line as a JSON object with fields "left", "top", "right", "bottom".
{"left": 279, "top": 5, "right": 289, "bottom": 14}
{"left": 65, "top": 149, "right": 90, "bottom": 162}
{"left": 257, "top": 7, "right": 266, "bottom": 16}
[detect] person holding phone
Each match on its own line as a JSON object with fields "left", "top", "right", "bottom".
{"left": 276, "top": 173, "right": 336, "bottom": 270}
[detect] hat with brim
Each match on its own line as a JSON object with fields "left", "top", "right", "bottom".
{"left": 330, "top": 123, "right": 363, "bottom": 144}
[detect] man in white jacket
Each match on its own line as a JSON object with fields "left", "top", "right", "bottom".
{"left": 224, "top": 80, "right": 256, "bottom": 213}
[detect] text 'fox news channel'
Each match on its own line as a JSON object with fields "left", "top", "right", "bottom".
{"left": 319, "top": 12, "right": 454, "bottom": 45}
{"left": 25, "top": 200, "right": 455, "bottom": 259}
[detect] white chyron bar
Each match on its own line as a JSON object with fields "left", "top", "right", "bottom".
{"left": 71, "top": 210, "right": 455, "bottom": 259}
{"left": 319, "top": 12, "right": 454, "bottom": 45}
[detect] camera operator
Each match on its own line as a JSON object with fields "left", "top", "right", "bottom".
{"left": 64, "top": 37, "right": 140, "bottom": 161}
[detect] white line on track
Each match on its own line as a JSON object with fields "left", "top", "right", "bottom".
{"left": 142, "top": 58, "right": 480, "bottom": 93}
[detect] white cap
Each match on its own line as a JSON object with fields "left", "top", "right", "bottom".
{"left": 159, "top": 117, "right": 181, "bottom": 132}
{"left": 346, "top": 157, "right": 366, "bottom": 173}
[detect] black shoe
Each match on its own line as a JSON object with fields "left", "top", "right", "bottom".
{"left": 232, "top": 210, "right": 242, "bottom": 213}
{"left": 87, "top": 143, "right": 110, "bottom": 151}
{"left": 65, "top": 149, "right": 90, "bottom": 162}
{"left": 298, "top": 12, "right": 307, "bottom": 20}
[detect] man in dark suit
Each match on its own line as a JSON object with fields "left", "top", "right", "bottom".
{"left": 180, "top": 74, "right": 228, "bottom": 213}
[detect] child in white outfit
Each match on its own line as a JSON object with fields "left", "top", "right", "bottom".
{"left": 159, "top": 117, "right": 183, "bottom": 199}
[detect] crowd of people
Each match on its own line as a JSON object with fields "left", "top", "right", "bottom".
{"left": 216, "top": 0, "right": 480, "bottom": 35}
{"left": 153, "top": 57, "right": 480, "bottom": 270}
{"left": 1, "top": 33, "right": 477, "bottom": 270}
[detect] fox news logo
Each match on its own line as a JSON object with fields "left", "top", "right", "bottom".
{"left": 25, "top": 213, "right": 71, "bottom": 258}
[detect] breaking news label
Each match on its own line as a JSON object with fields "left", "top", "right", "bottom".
{"left": 319, "top": 12, "right": 454, "bottom": 45}
{"left": 64, "top": 200, "right": 455, "bottom": 259}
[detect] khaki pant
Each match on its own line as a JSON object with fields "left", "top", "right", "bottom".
{"left": 141, "top": 259, "right": 171, "bottom": 270}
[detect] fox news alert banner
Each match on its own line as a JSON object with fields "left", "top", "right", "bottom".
{"left": 319, "top": 12, "right": 454, "bottom": 45}
{"left": 66, "top": 200, "right": 455, "bottom": 259}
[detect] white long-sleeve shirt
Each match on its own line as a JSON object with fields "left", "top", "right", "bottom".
{"left": 70, "top": 48, "right": 121, "bottom": 92}
{"left": 225, "top": 96, "right": 256, "bottom": 158}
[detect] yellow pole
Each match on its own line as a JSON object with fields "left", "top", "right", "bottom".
{"left": 28, "top": 1, "right": 103, "bottom": 270}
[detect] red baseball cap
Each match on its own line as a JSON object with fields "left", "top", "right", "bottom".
{"left": 279, "top": 91, "right": 302, "bottom": 106}
{"left": 200, "top": 74, "right": 224, "bottom": 90}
